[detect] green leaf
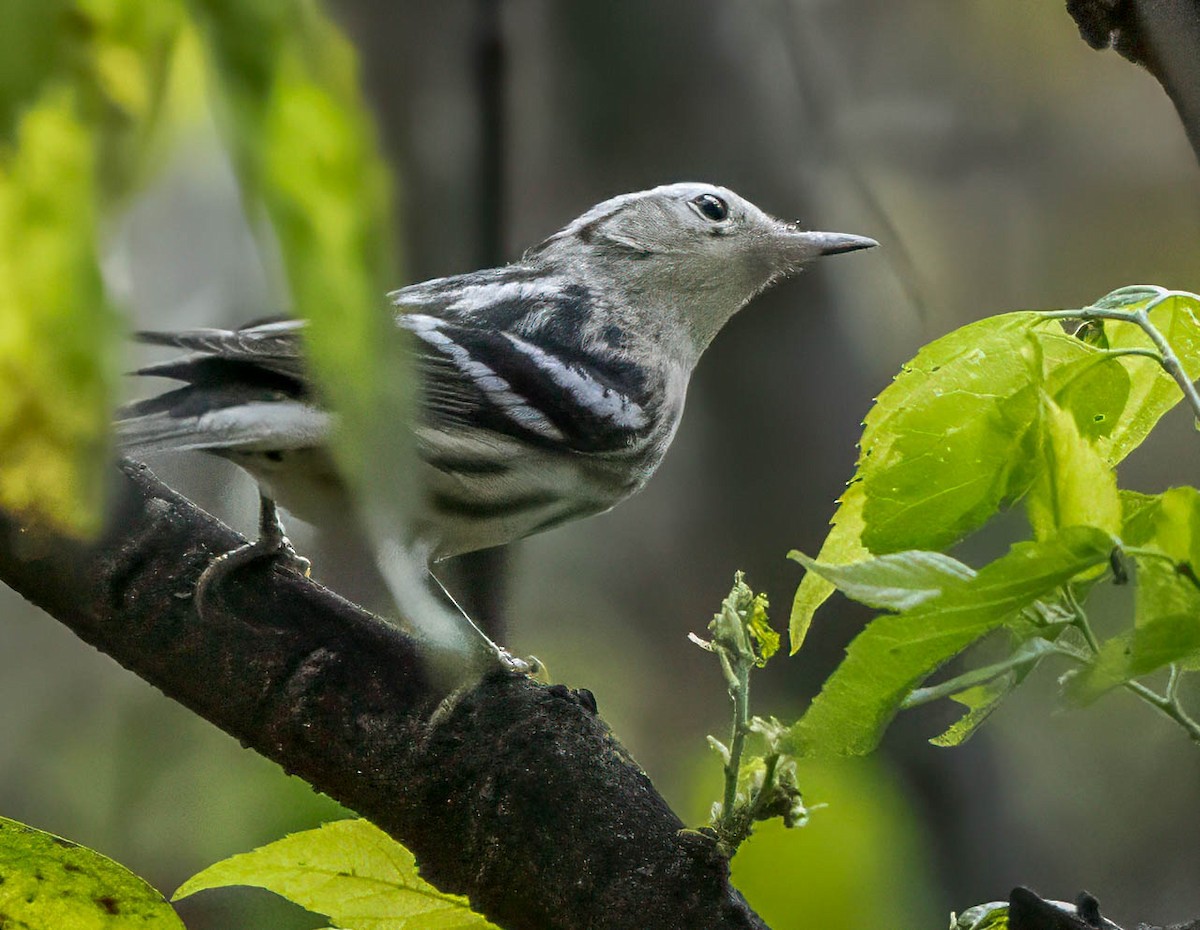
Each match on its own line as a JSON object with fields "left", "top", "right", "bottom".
{"left": 918, "top": 638, "right": 1059, "bottom": 747}
{"left": 0, "top": 91, "right": 120, "bottom": 536}
{"left": 1067, "top": 610, "right": 1200, "bottom": 704}
{"left": 1101, "top": 291, "right": 1200, "bottom": 463}
{"left": 174, "top": 819, "right": 499, "bottom": 929}
{"left": 790, "top": 312, "right": 1078, "bottom": 649}
{"left": 930, "top": 679, "right": 1015, "bottom": 749}
{"left": 0, "top": 814, "right": 184, "bottom": 929}
{"left": 904, "top": 637, "right": 1059, "bottom": 710}
{"left": 746, "top": 591, "right": 779, "bottom": 663}
{"left": 785, "top": 527, "right": 1114, "bottom": 759}
{"left": 1120, "top": 489, "right": 1162, "bottom": 546}
{"left": 858, "top": 315, "right": 1045, "bottom": 554}
{"left": 0, "top": 0, "right": 72, "bottom": 142}
{"left": 790, "top": 484, "right": 870, "bottom": 652}
{"left": 188, "top": 0, "right": 412, "bottom": 531}
{"left": 1044, "top": 349, "right": 1130, "bottom": 442}
{"left": 953, "top": 901, "right": 1009, "bottom": 930}
{"left": 791, "top": 549, "right": 975, "bottom": 613}
{"left": 791, "top": 289, "right": 1200, "bottom": 650}
{"left": 1151, "top": 486, "right": 1200, "bottom": 571}
{"left": 1120, "top": 487, "right": 1200, "bottom": 632}
{"left": 1025, "top": 393, "right": 1121, "bottom": 540}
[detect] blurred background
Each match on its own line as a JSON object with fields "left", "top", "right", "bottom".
{"left": 3, "top": 2, "right": 1200, "bottom": 928}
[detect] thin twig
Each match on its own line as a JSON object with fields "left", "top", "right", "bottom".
{"left": 1038, "top": 288, "right": 1200, "bottom": 424}
{"left": 1057, "top": 585, "right": 1200, "bottom": 747}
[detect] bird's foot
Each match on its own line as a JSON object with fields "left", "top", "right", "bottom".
{"left": 194, "top": 493, "right": 310, "bottom": 620}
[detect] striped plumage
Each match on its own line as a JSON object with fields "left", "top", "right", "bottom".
{"left": 118, "top": 183, "right": 876, "bottom": 562}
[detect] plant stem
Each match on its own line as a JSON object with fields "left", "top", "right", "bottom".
{"left": 1038, "top": 288, "right": 1200, "bottom": 424}
{"left": 1058, "top": 586, "right": 1200, "bottom": 746}
{"left": 1062, "top": 586, "right": 1100, "bottom": 652}
{"left": 722, "top": 662, "right": 751, "bottom": 821}
{"left": 1124, "top": 679, "right": 1200, "bottom": 745}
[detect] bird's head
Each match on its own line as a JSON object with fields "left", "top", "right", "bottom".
{"left": 530, "top": 183, "right": 877, "bottom": 359}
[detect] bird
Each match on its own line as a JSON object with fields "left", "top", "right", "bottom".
{"left": 118, "top": 182, "right": 876, "bottom": 611}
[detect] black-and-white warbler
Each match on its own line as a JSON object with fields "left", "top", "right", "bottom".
{"left": 119, "top": 183, "right": 875, "bottom": 572}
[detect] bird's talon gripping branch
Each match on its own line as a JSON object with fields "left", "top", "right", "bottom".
{"left": 194, "top": 492, "right": 311, "bottom": 619}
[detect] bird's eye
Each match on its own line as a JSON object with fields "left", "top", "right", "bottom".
{"left": 691, "top": 193, "right": 729, "bottom": 222}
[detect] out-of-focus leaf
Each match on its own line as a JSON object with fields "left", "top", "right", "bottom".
{"left": 0, "top": 0, "right": 184, "bottom": 195}
{"left": 1025, "top": 393, "right": 1121, "bottom": 541}
{"left": 174, "top": 819, "right": 499, "bottom": 930}
{"left": 71, "top": 0, "right": 185, "bottom": 199}
{"left": 791, "top": 549, "right": 975, "bottom": 613}
{"left": 187, "top": 0, "right": 408, "bottom": 524}
{"left": 786, "top": 527, "right": 1113, "bottom": 759}
{"left": 0, "top": 0, "right": 72, "bottom": 141}
{"left": 0, "top": 814, "right": 184, "bottom": 929}
{"left": 0, "top": 93, "right": 119, "bottom": 535}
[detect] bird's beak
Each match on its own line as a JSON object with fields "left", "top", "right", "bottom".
{"left": 773, "top": 223, "right": 879, "bottom": 267}
{"left": 801, "top": 231, "right": 880, "bottom": 256}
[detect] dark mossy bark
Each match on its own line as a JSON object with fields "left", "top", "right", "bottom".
{"left": 0, "top": 460, "right": 766, "bottom": 930}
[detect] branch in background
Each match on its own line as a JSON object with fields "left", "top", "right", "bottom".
{"left": 0, "top": 460, "right": 767, "bottom": 930}
{"left": 1066, "top": 0, "right": 1200, "bottom": 162}
{"left": 444, "top": 0, "right": 511, "bottom": 640}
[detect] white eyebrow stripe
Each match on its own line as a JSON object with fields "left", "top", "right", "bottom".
{"left": 401, "top": 314, "right": 565, "bottom": 440}
{"left": 501, "top": 332, "right": 648, "bottom": 430}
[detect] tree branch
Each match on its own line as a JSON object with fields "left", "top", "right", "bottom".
{"left": 0, "top": 459, "right": 767, "bottom": 930}
{"left": 1066, "top": 0, "right": 1200, "bottom": 162}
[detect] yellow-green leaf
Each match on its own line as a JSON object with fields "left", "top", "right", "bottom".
{"left": 1101, "top": 291, "right": 1200, "bottom": 463}
{"left": 174, "top": 819, "right": 499, "bottom": 930}
{"left": 0, "top": 92, "right": 119, "bottom": 536}
{"left": 791, "top": 313, "right": 1055, "bottom": 649}
{"left": 786, "top": 527, "right": 1114, "bottom": 759}
{"left": 0, "top": 814, "right": 184, "bottom": 930}
{"left": 1025, "top": 393, "right": 1121, "bottom": 540}
{"left": 790, "top": 482, "right": 869, "bottom": 652}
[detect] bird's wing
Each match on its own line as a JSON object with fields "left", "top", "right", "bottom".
{"left": 134, "top": 318, "right": 309, "bottom": 381}
{"left": 399, "top": 312, "right": 654, "bottom": 455}
{"left": 117, "top": 319, "right": 322, "bottom": 455}
{"left": 122, "top": 274, "right": 657, "bottom": 458}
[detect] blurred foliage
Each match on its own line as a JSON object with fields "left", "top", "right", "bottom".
{"left": 175, "top": 818, "right": 499, "bottom": 929}
{"left": 689, "top": 756, "right": 938, "bottom": 929}
{"left": 0, "top": 0, "right": 402, "bottom": 536}
{"left": 0, "top": 814, "right": 184, "bottom": 929}
{"left": 0, "top": 93, "right": 117, "bottom": 535}
{"left": 185, "top": 0, "right": 411, "bottom": 528}
{"left": 791, "top": 288, "right": 1200, "bottom": 757}
{"left": 0, "top": 0, "right": 184, "bottom": 535}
